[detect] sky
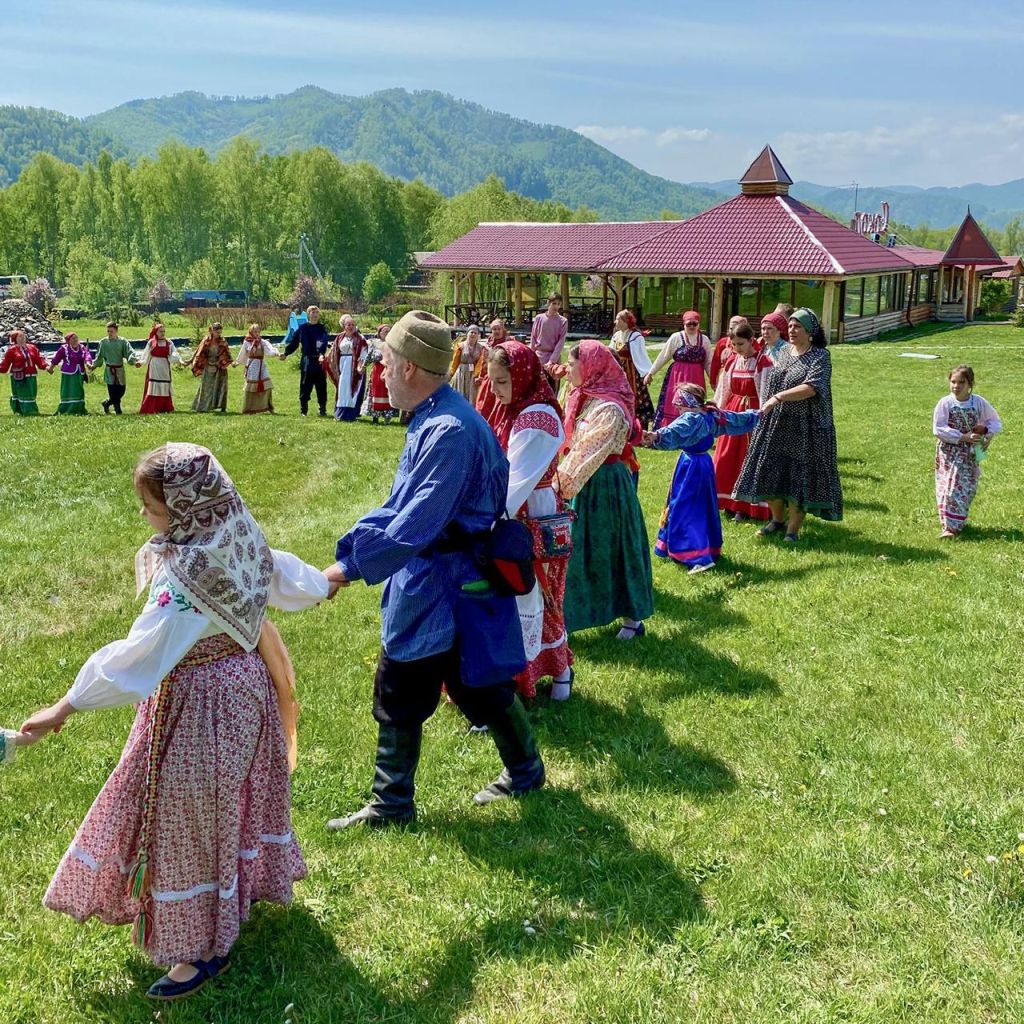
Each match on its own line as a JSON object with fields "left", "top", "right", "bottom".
{"left": 4, "top": 0, "right": 1024, "bottom": 188}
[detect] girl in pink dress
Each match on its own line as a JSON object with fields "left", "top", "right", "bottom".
{"left": 20, "top": 443, "right": 332, "bottom": 1002}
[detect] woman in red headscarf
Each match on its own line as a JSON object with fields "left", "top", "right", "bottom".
{"left": 0, "top": 330, "right": 48, "bottom": 414}
{"left": 643, "top": 309, "right": 714, "bottom": 429}
{"left": 554, "top": 340, "right": 654, "bottom": 641}
{"left": 485, "top": 341, "right": 574, "bottom": 699}
{"left": 139, "top": 323, "right": 182, "bottom": 414}
{"left": 759, "top": 311, "right": 790, "bottom": 362}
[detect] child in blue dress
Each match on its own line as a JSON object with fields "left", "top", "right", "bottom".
{"left": 642, "top": 383, "right": 762, "bottom": 574}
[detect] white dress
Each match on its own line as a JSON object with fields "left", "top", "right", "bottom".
{"left": 239, "top": 339, "right": 278, "bottom": 388}
{"left": 334, "top": 338, "right": 362, "bottom": 412}
{"left": 140, "top": 339, "right": 181, "bottom": 399}
{"left": 505, "top": 403, "right": 565, "bottom": 661}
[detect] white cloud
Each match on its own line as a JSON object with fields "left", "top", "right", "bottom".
{"left": 655, "top": 128, "right": 711, "bottom": 147}
{"left": 577, "top": 125, "right": 711, "bottom": 148}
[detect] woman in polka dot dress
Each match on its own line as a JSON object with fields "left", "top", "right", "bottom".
{"left": 19, "top": 443, "right": 334, "bottom": 1002}
{"left": 732, "top": 308, "right": 843, "bottom": 541}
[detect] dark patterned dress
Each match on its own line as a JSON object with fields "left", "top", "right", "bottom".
{"left": 732, "top": 346, "right": 843, "bottom": 521}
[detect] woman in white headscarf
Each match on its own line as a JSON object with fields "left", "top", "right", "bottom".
{"left": 19, "top": 443, "right": 333, "bottom": 1002}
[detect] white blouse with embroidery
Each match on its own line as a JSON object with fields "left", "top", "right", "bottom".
{"left": 505, "top": 403, "right": 565, "bottom": 518}
{"left": 67, "top": 549, "right": 329, "bottom": 711}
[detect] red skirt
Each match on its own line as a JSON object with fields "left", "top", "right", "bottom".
{"left": 369, "top": 363, "right": 393, "bottom": 414}
{"left": 713, "top": 395, "right": 771, "bottom": 519}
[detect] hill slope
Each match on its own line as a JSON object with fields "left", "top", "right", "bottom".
{"left": 81, "top": 87, "right": 723, "bottom": 219}
{"left": 0, "top": 107, "right": 127, "bottom": 186}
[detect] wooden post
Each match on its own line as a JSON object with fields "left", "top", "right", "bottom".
{"left": 963, "top": 267, "right": 971, "bottom": 321}
{"left": 560, "top": 272, "right": 570, "bottom": 329}
{"left": 661, "top": 277, "right": 668, "bottom": 314}
{"left": 615, "top": 275, "right": 625, "bottom": 309}
{"left": 514, "top": 272, "right": 523, "bottom": 329}
{"left": 821, "top": 279, "right": 836, "bottom": 342}
{"left": 469, "top": 271, "right": 476, "bottom": 305}
{"left": 711, "top": 277, "right": 724, "bottom": 340}
{"left": 937, "top": 265, "right": 945, "bottom": 306}
{"left": 452, "top": 272, "right": 461, "bottom": 320}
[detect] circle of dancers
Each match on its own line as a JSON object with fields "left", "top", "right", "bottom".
{"left": 3, "top": 302, "right": 1002, "bottom": 1001}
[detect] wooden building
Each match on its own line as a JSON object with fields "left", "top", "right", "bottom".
{"left": 422, "top": 147, "right": 1021, "bottom": 341}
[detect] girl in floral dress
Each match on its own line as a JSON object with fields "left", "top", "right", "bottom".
{"left": 643, "top": 310, "right": 713, "bottom": 428}
{"left": 933, "top": 365, "right": 1001, "bottom": 538}
{"left": 19, "top": 443, "right": 331, "bottom": 1002}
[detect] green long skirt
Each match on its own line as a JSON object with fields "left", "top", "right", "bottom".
{"left": 9, "top": 375, "right": 40, "bottom": 415}
{"left": 565, "top": 461, "right": 655, "bottom": 633}
{"left": 55, "top": 371, "right": 87, "bottom": 415}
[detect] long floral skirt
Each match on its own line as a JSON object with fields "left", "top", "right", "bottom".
{"left": 565, "top": 461, "right": 654, "bottom": 632}
{"left": 935, "top": 440, "right": 984, "bottom": 533}
{"left": 55, "top": 371, "right": 88, "bottom": 415}
{"left": 450, "top": 364, "right": 479, "bottom": 406}
{"left": 44, "top": 635, "right": 307, "bottom": 966}
{"left": 9, "top": 375, "right": 40, "bottom": 415}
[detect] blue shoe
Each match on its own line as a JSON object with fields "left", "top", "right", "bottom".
{"left": 146, "top": 956, "right": 230, "bottom": 1001}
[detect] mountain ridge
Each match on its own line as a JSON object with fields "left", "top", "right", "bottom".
{"left": 1, "top": 88, "right": 1022, "bottom": 227}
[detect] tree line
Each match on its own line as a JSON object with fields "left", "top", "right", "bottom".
{"left": 0, "top": 139, "right": 595, "bottom": 310}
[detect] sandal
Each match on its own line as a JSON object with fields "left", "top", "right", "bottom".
{"left": 615, "top": 621, "right": 646, "bottom": 640}
{"left": 756, "top": 520, "right": 786, "bottom": 537}
{"left": 783, "top": 532, "right": 799, "bottom": 543}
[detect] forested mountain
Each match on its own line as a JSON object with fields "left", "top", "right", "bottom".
{"left": 1, "top": 89, "right": 720, "bottom": 220}
{"left": 83, "top": 87, "right": 722, "bottom": 219}
{"left": 0, "top": 107, "right": 127, "bottom": 186}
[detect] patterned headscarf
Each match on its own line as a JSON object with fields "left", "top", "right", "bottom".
{"left": 135, "top": 443, "right": 273, "bottom": 651}
{"left": 562, "top": 339, "right": 636, "bottom": 452}
{"left": 485, "top": 340, "right": 562, "bottom": 449}
{"left": 760, "top": 311, "right": 789, "bottom": 340}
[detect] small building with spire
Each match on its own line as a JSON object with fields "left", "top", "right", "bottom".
{"left": 422, "top": 146, "right": 1019, "bottom": 341}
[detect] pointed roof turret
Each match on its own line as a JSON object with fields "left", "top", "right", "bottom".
{"left": 942, "top": 209, "right": 1003, "bottom": 265}
{"left": 739, "top": 145, "right": 793, "bottom": 195}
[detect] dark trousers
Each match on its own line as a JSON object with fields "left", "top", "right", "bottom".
{"left": 299, "top": 368, "right": 327, "bottom": 415}
{"left": 373, "top": 646, "right": 515, "bottom": 730}
{"left": 106, "top": 382, "right": 126, "bottom": 414}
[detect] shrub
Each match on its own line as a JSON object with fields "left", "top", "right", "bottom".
{"left": 1013, "top": 300, "right": 1024, "bottom": 329}
{"left": 286, "top": 274, "right": 320, "bottom": 310}
{"left": 363, "top": 261, "right": 397, "bottom": 304}
{"left": 23, "top": 277, "right": 56, "bottom": 313}
{"left": 148, "top": 277, "right": 173, "bottom": 306}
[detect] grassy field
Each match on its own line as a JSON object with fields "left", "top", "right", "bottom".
{"left": 1, "top": 324, "right": 1023, "bottom": 1023}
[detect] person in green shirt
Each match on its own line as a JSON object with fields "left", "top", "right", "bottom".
{"left": 92, "top": 321, "right": 139, "bottom": 414}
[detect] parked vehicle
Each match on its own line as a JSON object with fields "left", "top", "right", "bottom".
{"left": 183, "top": 289, "right": 247, "bottom": 307}
{"left": 0, "top": 275, "right": 29, "bottom": 299}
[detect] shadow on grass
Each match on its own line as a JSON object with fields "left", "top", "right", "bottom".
{"left": 445, "top": 787, "right": 705, "bottom": 943}
{"left": 954, "top": 525, "right": 1024, "bottom": 543}
{"left": 536, "top": 693, "right": 738, "bottom": 796}
{"left": 782, "top": 526, "right": 947, "bottom": 563}
{"left": 844, "top": 498, "right": 891, "bottom": 513}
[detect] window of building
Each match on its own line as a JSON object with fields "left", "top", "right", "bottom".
{"left": 844, "top": 278, "right": 864, "bottom": 319}
{"left": 862, "top": 277, "right": 880, "bottom": 317}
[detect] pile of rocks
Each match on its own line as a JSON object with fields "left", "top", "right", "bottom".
{"left": 0, "top": 299, "right": 63, "bottom": 347}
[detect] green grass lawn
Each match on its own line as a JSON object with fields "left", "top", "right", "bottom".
{"left": 2, "top": 326, "right": 1023, "bottom": 1023}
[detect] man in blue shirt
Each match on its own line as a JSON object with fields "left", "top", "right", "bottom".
{"left": 324, "top": 311, "right": 544, "bottom": 830}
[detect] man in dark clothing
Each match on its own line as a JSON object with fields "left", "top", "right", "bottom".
{"left": 282, "top": 304, "right": 330, "bottom": 416}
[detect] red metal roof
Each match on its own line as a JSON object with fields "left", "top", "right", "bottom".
{"left": 891, "top": 245, "right": 946, "bottom": 268}
{"left": 985, "top": 255, "right": 1023, "bottom": 279}
{"left": 942, "top": 211, "right": 1004, "bottom": 265}
{"left": 420, "top": 221, "right": 680, "bottom": 272}
{"left": 596, "top": 194, "right": 914, "bottom": 277}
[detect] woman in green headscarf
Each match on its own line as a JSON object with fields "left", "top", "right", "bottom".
{"left": 731, "top": 307, "right": 843, "bottom": 542}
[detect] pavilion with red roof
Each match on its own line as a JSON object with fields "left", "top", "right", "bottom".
{"left": 422, "top": 147, "right": 1019, "bottom": 341}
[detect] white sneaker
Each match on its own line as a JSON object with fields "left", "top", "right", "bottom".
{"left": 688, "top": 562, "right": 714, "bottom": 575}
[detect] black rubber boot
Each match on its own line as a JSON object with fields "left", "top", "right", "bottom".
{"left": 327, "top": 724, "right": 421, "bottom": 829}
{"left": 473, "top": 696, "right": 545, "bottom": 805}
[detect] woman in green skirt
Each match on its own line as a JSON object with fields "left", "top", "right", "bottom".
{"left": 0, "top": 330, "right": 49, "bottom": 414}
{"left": 554, "top": 340, "right": 654, "bottom": 641}
{"left": 48, "top": 332, "right": 93, "bottom": 414}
